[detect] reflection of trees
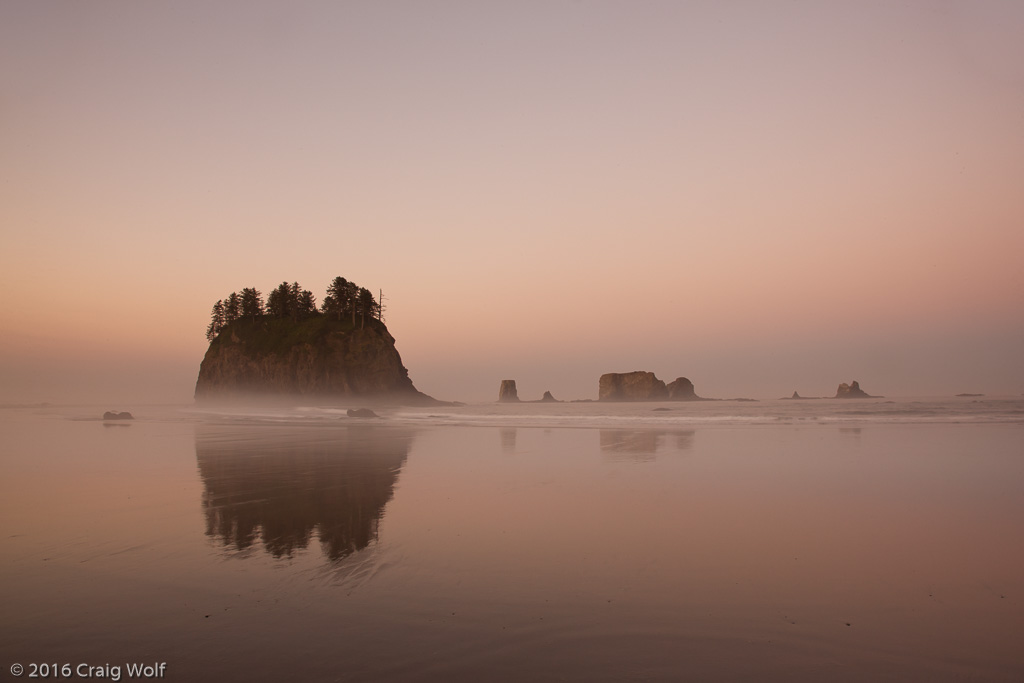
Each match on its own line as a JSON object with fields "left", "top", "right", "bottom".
{"left": 599, "top": 429, "right": 694, "bottom": 459}
{"left": 196, "top": 426, "right": 413, "bottom": 562}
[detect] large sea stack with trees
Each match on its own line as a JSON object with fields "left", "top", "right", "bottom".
{"left": 194, "top": 276, "right": 435, "bottom": 404}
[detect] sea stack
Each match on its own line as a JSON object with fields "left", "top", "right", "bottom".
{"left": 539, "top": 391, "right": 559, "bottom": 403}
{"left": 599, "top": 372, "right": 669, "bottom": 401}
{"left": 666, "top": 377, "right": 699, "bottom": 401}
{"left": 195, "top": 316, "right": 433, "bottom": 404}
{"left": 498, "top": 380, "right": 520, "bottom": 402}
{"left": 835, "top": 381, "right": 871, "bottom": 398}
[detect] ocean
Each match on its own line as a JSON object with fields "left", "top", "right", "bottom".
{"left": 2, "top": 396, "right": 1022, "bottom": 681}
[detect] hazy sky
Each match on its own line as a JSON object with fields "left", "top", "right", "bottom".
{"left": 2, "top": 1, "right": 1022, "bottom": 404}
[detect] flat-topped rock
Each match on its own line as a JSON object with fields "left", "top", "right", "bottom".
{"left": 599, "top": 372, "right": 669, "bottom": 401}
{"left": 498, "top": 380, "right": 520, "bottom": 402}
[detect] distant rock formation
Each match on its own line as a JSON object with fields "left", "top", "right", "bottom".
{"left": 346, "top": 408, "right": 379, "bottom": 418}
{"left": 666, "top": 377, "right": 699, "bottom": 401}
{"left": 599, "top": 372, "right": 703, "bottom": 402}
{"left": 103, "top": 411, "right": 133, "bottom": 420}
{"left": 783, "top": 391, "right": 823, "bottom": 400}
{"left": 835, "top": 381, "right": 872, "bottom": 398}
{"left": 539, "top": 391, "right": 559, "bottom": 403}
{"left": 498, "top": 380, "right": 520, "bottom": 402}
{"left": 599, "top": 372, "right": 668, "bottom": 401}
{"left": 194, "top": 317, "right": 435, "bottom": 405}
{"left": 955, "top": 393, "right": 984, "bottom": 397}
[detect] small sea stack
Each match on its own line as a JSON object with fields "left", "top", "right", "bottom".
{"left": 666, "top": 377, "right": 698, "bottom": 401}
{"left": 835, "top": 381, "right": 872, "bottom": 398}
{"left": 498, "top": 380, "right": 520, "bottom": 402}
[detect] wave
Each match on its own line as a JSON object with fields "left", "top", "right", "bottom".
{"left": 176, "top": 397, "right": 1024, "bottom": 428}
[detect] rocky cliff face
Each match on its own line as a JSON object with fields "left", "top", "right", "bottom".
{"left": 498, "top": 380, "right": 520, "bottom": 402}
{"left": 599, "top": 372, "right": 702, "bottom": 401}
{"left": 666, "top": 377, "right": 698, "bottom": 400}
{"left": 194, "top": 317, "right": 433, "bottom": 404}
{"left": 599, "top": 372, "right": 669, "bottom": 401}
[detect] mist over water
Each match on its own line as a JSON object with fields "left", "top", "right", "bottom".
{"left": 2, "top": 401, "right": 1022, "bottom": 681}
{"left": 183, "top": 395, "right": 1024, "bottom": 428}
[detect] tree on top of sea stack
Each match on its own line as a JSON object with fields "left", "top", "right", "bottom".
{"left": 240, "top": 287, "right": 263, "bottom": 321}
{"left": 266, "top": 281, "right": 317, "bottom": 321}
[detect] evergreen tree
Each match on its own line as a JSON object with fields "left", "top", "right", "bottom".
{"left": 345, "top": 280, "right": 360, "bottom": 323}
{"left": 206, "top": 300, "right": 225, "bottom": 341}
{"left": 289, "top": 282, "right": 303, "bottom": 321}
{"left": 298, "top": 289, "right": 317, "bottom": 318}
{"left": 266, "top": 282, "right": 290, "bottom": 318}
{"left": 357, "top": 287, "right": 377, "bottom": 328}
{"left": 240, "top": 287, "right": 263, "bottom": 320}
{"left": 224, "top": 292, "right": 241, "bottom": 322}
{"left": 323, "top": 276, "right": 349, "bottom": 321}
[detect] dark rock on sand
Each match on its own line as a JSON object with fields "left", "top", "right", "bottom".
{"left": 103, "top": 411, "right": 134, "bottom": 420}
{"left": 346, "top": 408, "right": 379, "bottom": 418}
{"left": 498, "top": 380, "right": 520, "bottom": 402}
{"left": 835, "top": 381, "right": 872, "bottom": 398}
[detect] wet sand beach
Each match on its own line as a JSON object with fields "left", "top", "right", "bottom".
{"left": 2, "top": 402, "right": 1022, "bottom": 681}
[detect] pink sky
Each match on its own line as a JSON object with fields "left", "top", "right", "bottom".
{"left": 2, "top": 1, "right": 1022, "bottom": 403}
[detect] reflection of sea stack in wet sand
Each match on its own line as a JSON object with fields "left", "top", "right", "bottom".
{"left": 835, "top": 381, "right": 873, "bottom": 398}
{"left": 196, "top": 427, "right": 414, "bottom": 562}
{"left": 498, "top": 380, "right": 520, "bottom": 402}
